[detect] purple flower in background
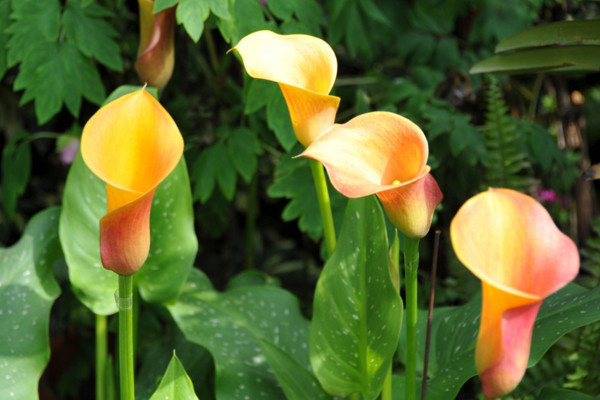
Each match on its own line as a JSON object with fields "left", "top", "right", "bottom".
{"left": 60, "top": 138, "right": 80, "bottom": 165}
{"left": 536, "top": 188, "right": 558, "bottom": 203}
{"left": 259, "top": 0, "right": 267, "bottom": 6}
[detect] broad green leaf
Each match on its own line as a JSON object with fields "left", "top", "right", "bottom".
{"left": 149, "top": 353, "right": 199, "bottom": 400}
{"left": 267, "top": 149, "right": 346, "bottom": 241}
{"left": 0, "top": 0, "right": 11, "bottom": 79}
{"left": 309, "top": 197, "right": 403, "bottom": 400}
{"left": 496, "top": 20, "right": 600, "bottom": 53}
{"left": 470, "top": 45, "right": 600, "bottom": 75}
{"left": 176, "top": 0, "right": 210, "bottom": 42}
{"left": 268, "top": 0, "right": 294, "bottom": 21}
{"left": 259, "top": 339, "right": 331, "bottom": 400}
{"left": 1, "top": 131, "right": 31, "bottom": 220}
{"left": 13, "top": 41, "right": 105, "bottom": 123}
{"left": 225, "top": 270, "right": 280, "bottom": 290}
{"left": 538, "top": 387, "right": 596, "bottom": 400}
{"left": 226, "top": 127, "right": 263, "bottom": 183}
{"left": 5, "top": 0, "right": 61, "bottom": 67}
{"left": 62, "top": 0, "right": 123, "bottom": 71}
{"left": 169, "top": 268, "right": 312, "bottom": 400}
{"left": 59, "top": 154, "right": 197, "bottom": 314}
{"left": 400, "top": 284, "right": 600, "bottom": 400}
{"left": 0, "top": 208, "right": 62, "bottom": 400}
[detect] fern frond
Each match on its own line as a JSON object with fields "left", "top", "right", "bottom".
{"left": 479, "top": 75, "right": 535, "bottom": 192}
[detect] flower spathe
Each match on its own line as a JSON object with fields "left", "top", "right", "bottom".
{"left": 81, "top": 89, "right": 183, "bottom": 275}
{"left": 450, "top": 188, "right": 579, "bottom": 398}
{"left": 301, "top": 111, "right": 443, "bottom": 238}
{"left": 232, "top": 30, "right": 340, "bottom": 147}
{"left": 134, "top": 0, "right": 176, "bottom": 91}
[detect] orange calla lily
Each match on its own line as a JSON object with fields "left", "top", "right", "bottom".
{"left": 134, "top": 0, "right": 176, "bottom": 91}
{"left": 81, "top": 89, "right": 183, "bottom": 275}
{"left": 232, "top": 30, "right": 341, "bottom": 147}
{"left": 450, "top": 188, "right": 579, "bottom": 398}
{"left": 301, "top": 111, "right": 443, "bottom": 238}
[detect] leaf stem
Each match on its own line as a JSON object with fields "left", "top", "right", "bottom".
{"left": 309, "top": 159, "right": 336, "bottom": 257}
{"left": 96, "top": 314, "right": 107, "bottom": 400}
{"left": 118, "top": 275, "right": 135, "bottom": 400}
{"left": 404, "top": 237, "right": 420, "bottom": 400}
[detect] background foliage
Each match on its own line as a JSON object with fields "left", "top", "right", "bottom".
{"left": 1, "top": 0, "right": 599, "bottom": 399}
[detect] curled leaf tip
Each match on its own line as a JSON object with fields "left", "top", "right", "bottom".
{"left": 81, "top": 88, "right": 183, "bottom": 275}
{"left": 450, "top": 188, "right": 579, "bottom": 397}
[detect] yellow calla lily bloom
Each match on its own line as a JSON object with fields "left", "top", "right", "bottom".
{"left": 301, "top": 111, "right": 443, "bottom": 238}
{"left": 134, "top": 0, "right": 176, "bottom": 91}
{"left": 450, "top": 188, "right": 579, "bottom": 398}
{"left": 81, "top": 89, "right": 183, "bottom": 275}
{"left": 232, "top": 30, "right": 340, "bottom": 147}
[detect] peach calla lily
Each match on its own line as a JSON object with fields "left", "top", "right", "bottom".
{"left": 134, "top": 0, "right": 176, "bottom": 91}
{"left": 232, "top": 30, "right": 340, "bottom": 147}
{"left": 450, "top": 188, "right": 579, "bottom": 398}
{"left": 301, "top": 111, "right": 443, "bottom": 238}
{"left": 81, "top": 89, "right": 183, "bottom": 275}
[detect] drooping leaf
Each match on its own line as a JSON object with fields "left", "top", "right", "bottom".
{"left": 59, "top": 154, "right": 197, "bottom": 315}
{"left": 62, "top": 0, "right": 123, "bottom": 71}
{"left": 0, "top": 208, "right": 62, "bottom": 400}
{"left": 259, "top": 339, "right": 331, "bottom": 400}
{"left": 470, "top": 45, "right": 600, "bottom": 75}
{"left": 1, "top": 131, "right": 31, "bottom": 220}
{"left": 169, "top": 268, "right": 312, "bottom": 400}
{"left": 149, "top": 353, "right": 199, "bottom": 400}
{"left": 495, "top": 20, "right": 600, "bottom": 53}
{"left": 309, "top": 197, "right": 403, "bottom": 400}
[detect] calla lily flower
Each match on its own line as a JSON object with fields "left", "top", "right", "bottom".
{"left": 301, "top": 111, "right": 443, "bottom": 238}
{"left": 450, "top": 188, "right": 579, "bottom": 398}
{"left": 134, "top": 0, "right": 176, "bottom": 91}
{"left": 81, "top": 89, "right": 183, "bottom": 275}
{"left": 232, "top": 30, "right": 340, "bottom": 147}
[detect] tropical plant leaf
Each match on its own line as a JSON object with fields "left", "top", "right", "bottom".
{"left": 169, "top": 268, "right": 312, "bottom": 400}
{"left": 0, "top": 208, "right": 62, "bottom": 400}
{"left": 495, "top": 20, "right": 600, "bottom": 53}
{"left": 309, "top": 197, "right": 403, "bottom": 400}
{"left": 149, "top": 352, "right": 199, "bottom": 400}
{"left": 59, "top": 154, "right": 197, "bottom": 315}
{"left": 470, "top": 45, "right": 600, "bottom": 74}
{"left": 1, "top": 131, "right": 31, "bottom": 220}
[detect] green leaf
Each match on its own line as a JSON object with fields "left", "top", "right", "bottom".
{"left": 267, "top": 150, "right": 346, "bottom": 241}
{"left": 216, "top": 0, "right": 272, "bottom": 45}
{"left": 1, "top": 131, "right": 31, "bottom": 220}
{"left": 266, "top": 87, "right": 297, "bottom": 151}
{"left": 259, "top": 339, "right": 331, "bottom": 400}
{"left": 538, "top": 387, "right": 596, "bottom": 400}
{"left": 59, "top": 155, "right": 197, "bottom": 314}
{"left": 62, "top": 0, "right": 123, "bottom": 71}
{"left": 169, "top": 268, "right": 312, "bottom": 400}
{"left": 0, "top": 208, "right": 62, "bottom": 400}
{"left": 104, "top": 85, "right": 159, "bottom": 105}
{"left": 292, "top": 0, "right": 324, "bottom": 36}
{"left": 176, "top": 0, "right": 210, "bottom": 42}
{"left": 192, "top": 141, "right": 237, "bottom": 202}
{"left": 0, "top": 0, "right": 11, "bottom": 79}
{"left": 154, "top": 0, "right": 178, "bottom": 13}
{"left": 403, "top": 284, "right": 600, "bottom": 400}
{"left": 149, "top": 352, "right": 199, "bottom": 400}
{"left": 226, "top": 127, "right": 263, "bottom": 183}
{"left": 470, "top": 45, "right": 600, "bottom": 75}
{"left": 268, "top": 0, "right": 294, "bottom": 21}
{"left": 309, "top": 197, "right": 403, "bottom": 400}
{"left": 5, "top": 0, "right": 61, "bottom": 67}
{"left": 496, "top": 20, "right": 600, "bottom": 53}
{"left": 13, "top": 41, "right": 105, "bottom": 123}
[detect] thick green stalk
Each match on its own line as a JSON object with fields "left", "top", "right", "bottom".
{"left": 404, "top": 237, "right": 420, "bottom": 400}
{"left": 118, "top": 275, "right": 135, "bottom": 400}
{"left": 96, "top": 314, "right": 107, "bottom": 400}
{"left": 382, "top": 231, "right": 401, "bottom": 400}
{"left": 309, "top": 159, "right": 336, "bottom": 257}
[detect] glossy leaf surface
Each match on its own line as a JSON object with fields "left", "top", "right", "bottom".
{"left": 0, "top": 208, "right": 62, "bottom": 400}
{"left": 169, "top": 268, "right": 312, "bottom": 400}
{"left": 60, "top": 155, "right": 197, "bottom": 314}
{"left": 309, "top": 196, "right": 403, "bottom": 399}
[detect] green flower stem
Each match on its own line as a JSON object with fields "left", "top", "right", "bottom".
{"left": 118, "top": 275, "right": 135, "bottom": 400}
{"left": 309, "top": 159, "right": 336, "bottom": 257}
{"left": 382, "top": 230, "right": 401, "bottom": 400}
{"left": 96, "top": 314, "right": 107, "bottom": 400}
{"left": 404, "top": 237, "right": 420, "bottom": 400}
